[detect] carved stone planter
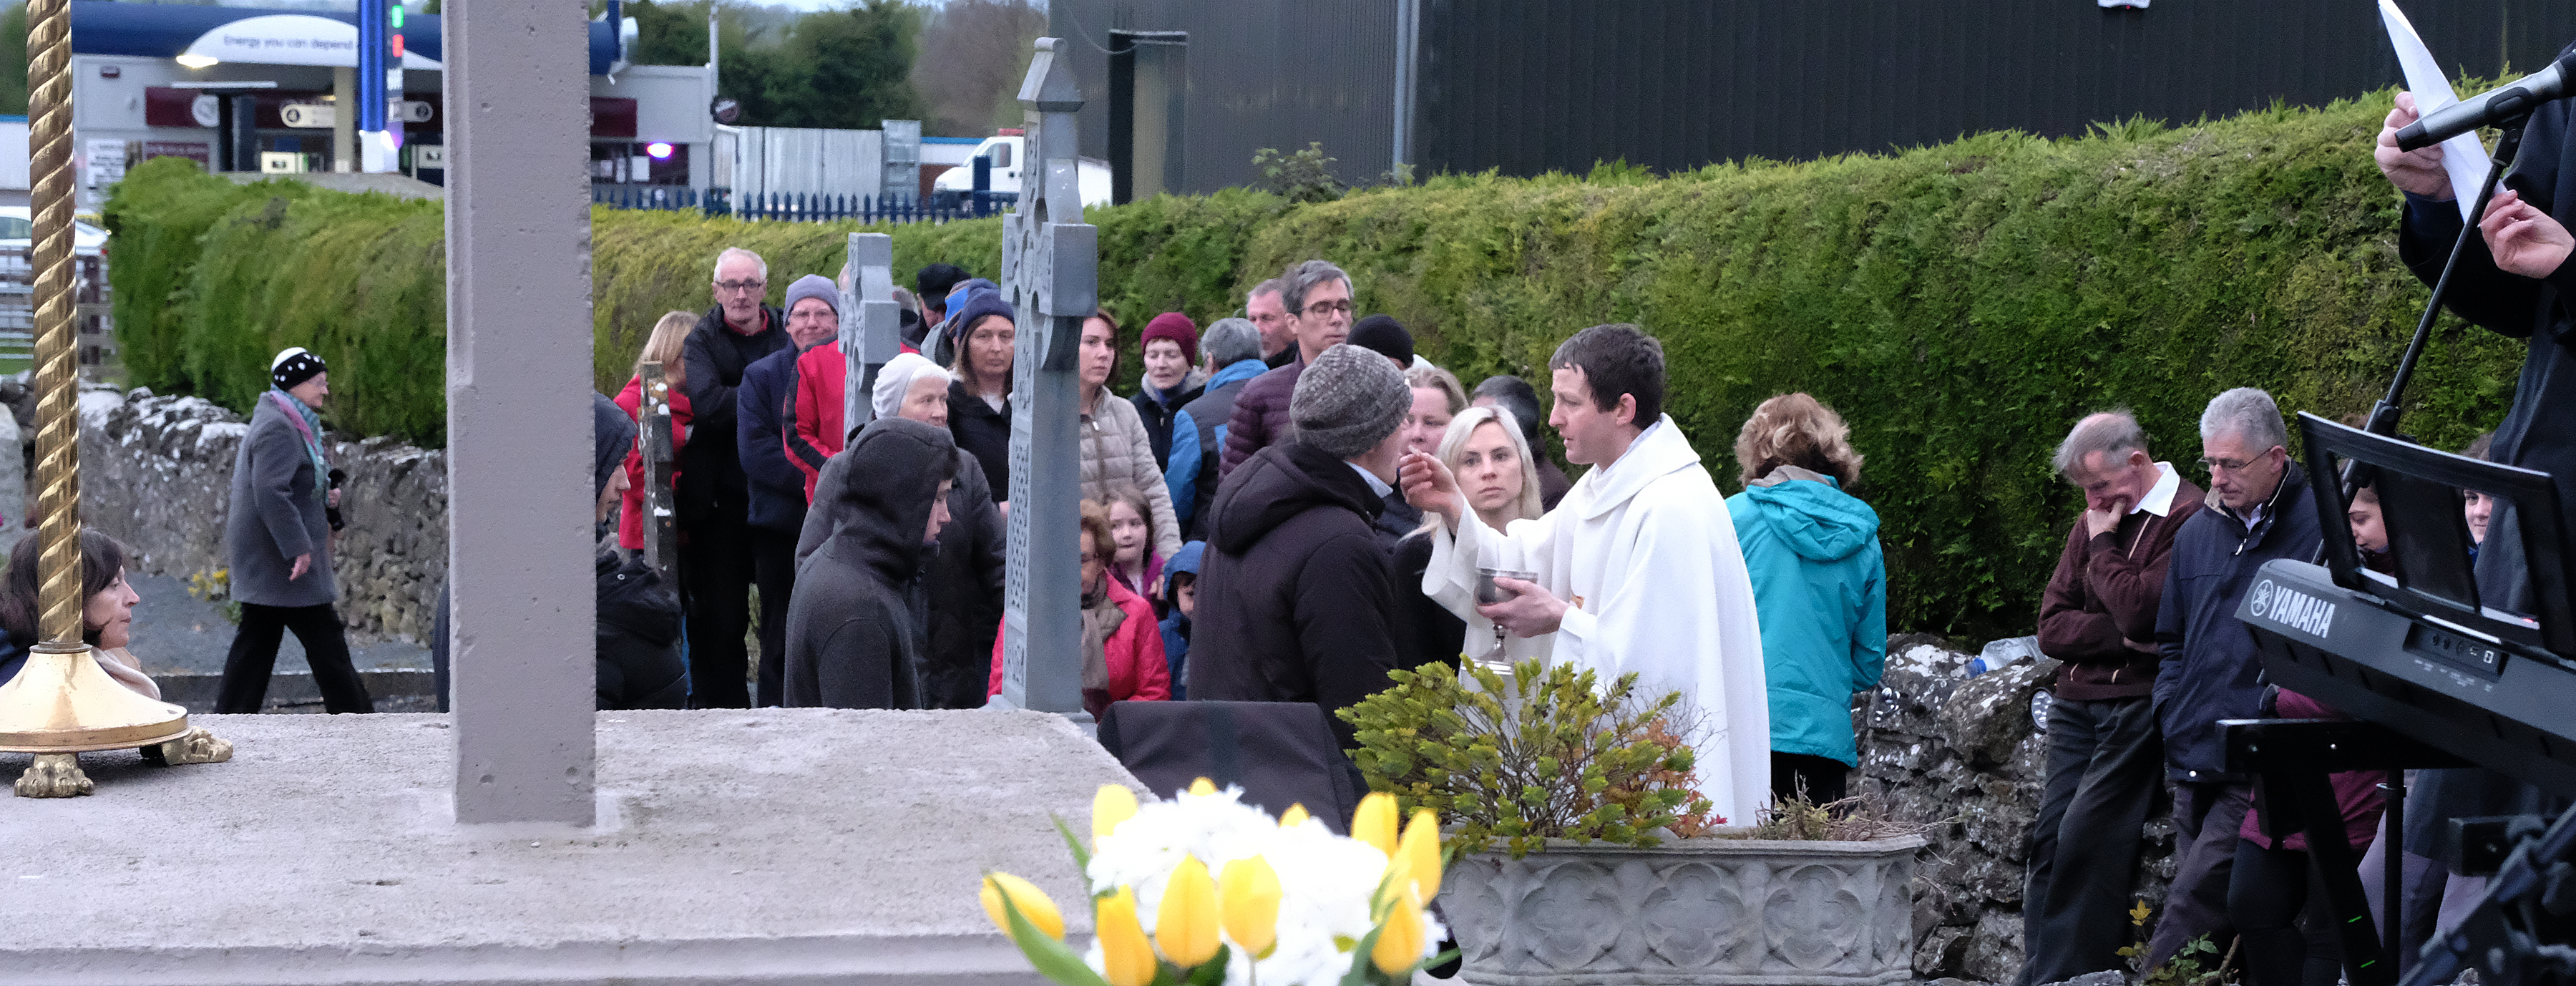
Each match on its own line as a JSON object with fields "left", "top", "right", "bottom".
{"left": 1441, "top": 834, "right": 1926, "bottom": 985}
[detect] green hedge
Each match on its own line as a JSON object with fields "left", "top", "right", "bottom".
{"left": 104, "top": 157, "right": 449, "bottom": 443}
{"left": 107, "top": 93, "right": 2514, "bottom": 637}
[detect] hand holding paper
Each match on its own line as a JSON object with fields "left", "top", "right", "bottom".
{"left": 2380, "top": 0, "right": 2494, "bottom": 220}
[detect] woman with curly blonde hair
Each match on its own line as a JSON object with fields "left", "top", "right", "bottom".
{"left": 1726, "top": 393, "right": 1884, "bottom": 806}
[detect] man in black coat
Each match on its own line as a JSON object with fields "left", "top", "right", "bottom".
{"left": 678, "top": 246, "right": 786, "bottom": 708}
{"left": 1191, "top": 343, "right": 1413, "bottom": 748}
{"left": 2143, "top": 386, "right": 2323, "bottom": 969}
{"left": 785, "top": 418, "right": 956, "bottom": 709}
{"left": 737, "top": 274, "right": 843, "bottom": 706}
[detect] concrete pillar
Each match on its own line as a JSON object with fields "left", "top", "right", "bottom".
{"left": 838, "top": 233, "right": 897, "bottom": 434}
{"left": 331, "top": 67, "right": 355, "bottom": 173}
{"left": 992, "top": 39, "right": 1096, "bottom": 717}
{"left": 442, "top": 0, "right": 595, "bottom": 826}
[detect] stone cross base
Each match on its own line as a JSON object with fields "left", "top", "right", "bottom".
{"left": 0, "top": 710, "right": 1126, "bottom": 985}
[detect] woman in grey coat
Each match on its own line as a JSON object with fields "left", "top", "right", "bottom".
{"left": 214, "top": 347, "right": 371, "bottom": 713}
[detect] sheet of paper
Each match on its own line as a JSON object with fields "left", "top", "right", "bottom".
{"left": 2381, "top": 0, "right": 2493, "bottom": 221}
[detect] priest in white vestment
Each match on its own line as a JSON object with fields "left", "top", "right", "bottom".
{"left": 1401, "top": 323, "right": 1770, "bottom": 824}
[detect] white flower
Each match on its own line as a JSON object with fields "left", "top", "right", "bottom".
{"left": 1080, "top": 786, "right": 1444, "bottom": 986}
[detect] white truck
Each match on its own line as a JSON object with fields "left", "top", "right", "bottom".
{"left": 929, "top": 131, "right": 1113, "bottom": 210}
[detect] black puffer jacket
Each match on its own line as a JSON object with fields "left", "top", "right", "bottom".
{"left": 948, "top": 379, "right": 1013, "bottom": 504}
{"left": 595, "top": 548, "right": 688, "bottom": 710}
{"left": 678, "top": 304, "right": 786, "bottom": 525}
{"left": 924, "top": 452, "right": 1007, "bottom": 709}
{"left": 1191, "top": 439, "right": 1400, "bottom": 747}
{"left": 786, "top": 418, "right": 953, "bottom": 708}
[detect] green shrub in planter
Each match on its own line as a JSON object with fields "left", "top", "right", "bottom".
{"left": 1339, "top": 659, "right": 1715, "bottom": 859}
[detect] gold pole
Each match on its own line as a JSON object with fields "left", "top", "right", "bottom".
{"left": 0, "top": 0, "right": 225, "bottom": 795}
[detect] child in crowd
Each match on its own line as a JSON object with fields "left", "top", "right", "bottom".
{"left": 1158, "top": 542, "right": 1204, "bottom": 700}
{"left": 1102, "top": 484, "right": 1162, "bottom": 602}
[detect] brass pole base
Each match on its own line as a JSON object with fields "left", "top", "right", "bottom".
{"left": 14, "top": 751, "right": 88, "bottom": 797}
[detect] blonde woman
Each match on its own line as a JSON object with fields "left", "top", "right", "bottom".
{"left": 1393, "top": 405, "right": 1550, "bottom": 670}
{"left": 616, "top": 311, "right": 698, "bottom": 551}
{"left": 1725, "top": 392, "right": 1883, "bottom": 806}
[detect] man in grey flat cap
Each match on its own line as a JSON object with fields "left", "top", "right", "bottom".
{"left": 1189, "top": 343, "right": 1411, "bottom": 746}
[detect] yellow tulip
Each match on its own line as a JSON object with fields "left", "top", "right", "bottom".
{"left": 1398, "top": 808, "right": 1443, "bottom": 900}
{"left": 1155, "top": 856, "right": 1222, "bottom": 966}
{"left": 1093, "top": 785, "right": 1139, "bottom": 844}
{"left": 1218, "top": 856, "right": 1282, "bottom": 957}
{"left": 1279, "top": 803, "right": 1310, "bottom": 828}
{"left": 1352, "top": 792, "right": 1399, "bottom": 856}
{"left": 1189, "top": 776, "right": 1217, "bottom": 796}
{"left": 1097, "top": 887, "right": 1159, "bottom": 986}
{"left": 980, "top": 873, "right": 1065, "bottom": 941}
{"left": 1370, "top": 882, "right": 1426, "bottom": 975}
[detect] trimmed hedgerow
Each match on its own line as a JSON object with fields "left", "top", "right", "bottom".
{"left": 106, "top": 91, "right": 2512, "bottom": 636}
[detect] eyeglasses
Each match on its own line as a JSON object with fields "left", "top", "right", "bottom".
{"left": 2197, "top": 448, "right": 2280, "bottom": 473}
{"left": 714, "top": 278, "right": 767, "bottom": 294}
{"left": 1302, "top": 299, "right": 1355, "bottom": 317}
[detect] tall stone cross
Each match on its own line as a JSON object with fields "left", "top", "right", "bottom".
{"left": 838, "top": 232, "right": 899, "bottom": 434}
{"left": 992, "top": 38, "right": 1096, "bottom": 717}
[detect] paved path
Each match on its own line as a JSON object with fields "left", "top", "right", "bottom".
{"left": 125, "top": 572, "right": 431, "bottom": 677}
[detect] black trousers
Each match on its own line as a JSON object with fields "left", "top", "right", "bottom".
{"left": 1770, "top": 751, "right": 1849, "bottom": 806}
{"left": 680, "top": 514, "right": 754, "bottom": 708}
{"left": 2228, "top": 840, "right": 2342, "bottom": 986}
{"left": 2147, "top": 780, "right": 2253, "bottom": 969}
{"left": 216, "top": 602, "right": 373, "bottom": 713}
{"left": 2017, "top": 695, "right": 2164, "bottom": 986}
{"left": 750, "top": 526, "right": 798, "bottom": 708}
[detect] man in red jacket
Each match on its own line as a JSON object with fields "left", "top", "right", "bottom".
{"left": 2017, "top": 410, "right": 2207, "bottom": 985}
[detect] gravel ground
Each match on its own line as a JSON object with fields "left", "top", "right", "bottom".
{"left": 124, "top": 572, "right": 432, "bottom": 677}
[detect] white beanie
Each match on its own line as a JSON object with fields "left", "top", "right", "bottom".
{"left": 872, "top": 351, "right": 951, "bottom": 422}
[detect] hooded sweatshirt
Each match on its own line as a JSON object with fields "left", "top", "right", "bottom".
{"left": 1158, "top": 541, "right": 1205, "bottom": 699}
{"left": 1726, "top": 467, "right": 1888, "bottom": 767}
{"left": 1191, "top": 440, "right": 1400, "bottom": 747}
{"left": 784, "top": 417, "right": 955, "bottom": 708}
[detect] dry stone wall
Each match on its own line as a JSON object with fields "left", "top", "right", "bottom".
{"left": 1864, "top": 633, "right": 2180, "bottom": 982}
{"left": 75, "top": 388, "right": 444, "bottom": 645}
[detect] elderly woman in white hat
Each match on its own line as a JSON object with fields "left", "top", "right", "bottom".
{"left": 215, "top": 346, "right": 371, "bottom": 714}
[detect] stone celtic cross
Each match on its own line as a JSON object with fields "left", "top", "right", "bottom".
{"left": 992, "top": 38, "right": 1096, "bottom": 718}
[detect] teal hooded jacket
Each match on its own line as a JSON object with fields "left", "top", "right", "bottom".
{"left": 1726, "top": 472, "right": 1888, "bottom": 766}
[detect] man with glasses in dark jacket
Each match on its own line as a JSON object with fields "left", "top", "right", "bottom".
{"left": 677, "top": 247, "right": 786, "bottom": 708}
{"left": 2142, "top": 386, "right": 2322, "bottom": 970}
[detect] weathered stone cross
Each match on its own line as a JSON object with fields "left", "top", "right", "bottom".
{"left": 991, "top": 38, "right": 1096, "bottom": 718}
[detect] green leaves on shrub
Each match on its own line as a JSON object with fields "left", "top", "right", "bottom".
{"left": 1339, "top": 660, "right": 1710, "bottom": 859}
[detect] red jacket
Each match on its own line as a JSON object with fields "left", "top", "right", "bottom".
{"left": 987, "top": 576, "right": 1171, "bottom": 714}
{"left": 2239, "top": 688, "right": 2386, "bottom": 852}
{"left": 614, "top": 376, "right": 693, "bottom": 551}
{"left": 784, "top": 341, "right": 925, "bottom": 501}
{"left": 784, "top": 341, "right": 847, "bottom": 500}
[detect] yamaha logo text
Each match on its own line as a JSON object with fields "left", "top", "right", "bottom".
{"left": 2256, "top": 580, "right": 2336, "bottom": 638}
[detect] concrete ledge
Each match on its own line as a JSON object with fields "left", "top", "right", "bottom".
{"left": 156, "top": 670, "right": 441, "bottom": 715}
{"left": 1, "top": 709, "right": 1128, "bottom": 985}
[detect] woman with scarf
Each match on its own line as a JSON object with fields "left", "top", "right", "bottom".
{"left": 214, "top": 346, "right": 373, "bottom": 714}
{"left": 987, "top": 499, "right": 1170, "bottom": 716}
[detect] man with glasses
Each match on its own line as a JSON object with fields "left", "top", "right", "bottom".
{"left": 676, "top": 246, "right": 788, "bottom": 708}
{"left": 1219, "top": 260, "right": 1356, "bottom": 479}
{"left": 2140, "top": 386, "right": 2323, "bottom": 970}
{"left": 1246, "top": 278, "right": 1295, "bottom": 369}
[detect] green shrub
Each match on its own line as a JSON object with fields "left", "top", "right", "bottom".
{"left": 104, "top": 89, "right": 2509, "bottom": 636}
{"left": 1340, "top": 660, "right": 1712, "bottom": 859}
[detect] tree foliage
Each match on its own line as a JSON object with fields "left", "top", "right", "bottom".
{"left": 626, "top": 0, "right": 922, "bottom": 130}
{"left": 909, "top": 0, "right": 1045, "bottom": 137}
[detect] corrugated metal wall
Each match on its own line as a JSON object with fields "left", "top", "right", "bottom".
{"left": 1050, "top": 0, "right": 1397, "bottom": 195}
{"left": 731, "top": 127, "right": 887, "bottom": 198}
{"left": 1056, "top": 1, "right": 2576, "bottom": 190}
{"left": 1415, "top": 0, "right": 2576, "bottom": 177}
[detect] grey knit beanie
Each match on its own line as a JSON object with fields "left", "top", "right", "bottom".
{"left": 1290, "top": 343, "right": 1412, "bottom": 459}
{"left": 783, "top": 274, "right": 840, "bottom": 318}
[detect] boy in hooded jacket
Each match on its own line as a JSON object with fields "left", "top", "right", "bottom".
{"left": 784, "top": 417, "right": 956, "bottom": 708}
{"left": 1158, "top": 542, "right": 1204, "bottom": 700}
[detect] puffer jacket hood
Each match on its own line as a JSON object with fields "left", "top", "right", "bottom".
{"left": 1209, "top": 440, "right": 1384, "bottom": 557}
{"left": 817, "top": 417, "right": 957, "bottom": 585}
{"left": 1740, "top": 473, "right": 1880, "bottom": 563}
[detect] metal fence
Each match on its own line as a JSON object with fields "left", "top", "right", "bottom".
{"left": 591, "top": 184, "right": 1018, "bottom": 224}
{"left": 0, "top": 246, "right": 112, "bottom": 376}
